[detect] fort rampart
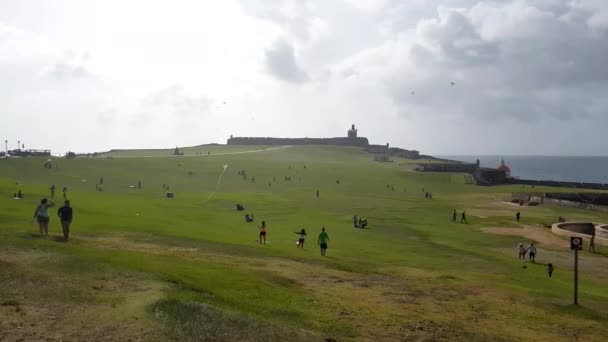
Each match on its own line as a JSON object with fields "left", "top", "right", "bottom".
{"left": 227, "top": 137, "right": 370, "bottom": 147}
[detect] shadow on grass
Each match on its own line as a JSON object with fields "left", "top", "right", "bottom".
{"left": 151, "top": 299, "right": 320, "bottom": 342}
{"left": 590, "top": 250, "right": 608, "bottom": 258}
{"left": 549, "top": 302, "right": 608, "bottom": 322}
{"left": 18, "top": 232, "right": 68, "bottom": 243}
{"left": 52, "top": 236, "right": 68, "bottom": 243}
{"left": 19, "top": 232, "right": 45, "bottom": 239}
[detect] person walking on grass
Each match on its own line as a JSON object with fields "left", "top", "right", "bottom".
{"left": 33, "top": 198, "right": 55, "bottom": 236}
{"left": 460, "top": 211, "right": 468, "bottom": 224}
{"left": 528, "top": 243, "right": 537, "bottom": 262}
{"left": 295, "top": 228, "right": 307, "bottom": 248}
{"left": 518, "top": 242, "right": 527, "bottom": 260}
{"left": 57, "top": 200, "right": 73, "bottom": 241}
{"left": 547, "top": 263, "right": 554, "bottom": 277}
{"left": 451, "top": 210, "right": 457, "bottom": 222}
{"left": 50, "top": 184, "right": 56, "bottom": 198}
{"left": 318, "top": 227, "right": 330, "bottom": 256}
{"left": 258, "top": 221, "right": 267, "bottom": 244}
{"left": 516, "top": 211, "right": 521, "bottom": 223}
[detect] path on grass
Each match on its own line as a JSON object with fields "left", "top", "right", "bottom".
{"left": 481, "top": 225, "right": 568, "bottom": 249}
{"left": 106, "top": 145, "right": 292, "bottom": 158}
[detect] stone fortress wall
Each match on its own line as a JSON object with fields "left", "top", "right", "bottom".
{"left": 227, "top": 136, "right": 370, "bottom": 147}
{"left": 226, "top": 124, "right": 420, "bottom": 158}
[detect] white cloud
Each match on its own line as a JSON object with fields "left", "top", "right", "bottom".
{"left": 2, "top": 1, "right": 608, "bottom": 155}
{"left": 264, "top": 38, "right": 310, "bottom": 83}
{"left": 237, "top": 0, "right": 330, "bottom": 45}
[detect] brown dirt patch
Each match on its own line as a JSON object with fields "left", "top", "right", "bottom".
{"left": 0, "top": 247, "right": 165, "bottom": 342}
{"left": 481, "top": 225, "right": 569, "bottom": 249}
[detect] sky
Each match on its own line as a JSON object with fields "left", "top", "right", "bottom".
{"left": 1, "top": 0, "right": 608, "bottom": 156}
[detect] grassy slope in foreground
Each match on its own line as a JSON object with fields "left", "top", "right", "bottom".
{"left": 1, "top": 145, "right": 607, "bottom": 342}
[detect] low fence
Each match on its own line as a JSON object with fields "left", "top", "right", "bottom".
{"left": 551, "top": 222, "right": 608, "bottom": 246}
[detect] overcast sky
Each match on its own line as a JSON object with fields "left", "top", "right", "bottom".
{"left": 1, "top": 0, "right": 607, "bottom": 155}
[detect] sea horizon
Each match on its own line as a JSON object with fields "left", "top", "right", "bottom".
{"left": 436, "top": 155, "right": 608, "bottom": 184}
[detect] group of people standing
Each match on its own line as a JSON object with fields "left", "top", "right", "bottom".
{"left": 451, "top": 210, "right": 468, "bottom": 223}
{"left": 235, "top": 204, "right": 331, "bottom": 256}
{"left": 292, "top": 228, "right": 330, "bottom": 255}
{"left": 352, "top": 215, "right": 368, "bottom": 228}
{"left": 518, "top": 242, "right": 537, "bottom": 262}
{"left": 32, "top": 198, "right": 73, "bottom": 241}
{"left": 254, "top": 221, "right": 330, "bottom": 256}
{"left": 518, "top": 242, "right": 556, "bottom": 278}
{"left": 49, "top": 184, "right": 68, "bottom": 199}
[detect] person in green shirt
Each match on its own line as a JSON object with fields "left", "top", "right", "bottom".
{"left": 318, "top": 227, "right": 330, "bottom": 256}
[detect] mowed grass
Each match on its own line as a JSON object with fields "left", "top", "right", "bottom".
{"left": 1, "top": 145, "right": 608, "bottom": 341}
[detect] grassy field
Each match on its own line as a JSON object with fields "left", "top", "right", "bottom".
{"left": 1, "top": 145, "right": 607, "bottom": 341}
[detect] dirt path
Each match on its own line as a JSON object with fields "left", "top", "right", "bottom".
{"left": 107, "top": 145, "right": 292, "bottom": 158}
{"left": 481, "top": 225, "right": 569, "bottom": 249}
{"left": 481, "top": 226, "right": 608, "bottom": 282}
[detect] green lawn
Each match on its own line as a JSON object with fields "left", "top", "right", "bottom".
{"left": 1, "top": 145, "right": 607, "bottom": 341}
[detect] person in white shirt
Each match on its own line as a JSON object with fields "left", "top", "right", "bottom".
{"left": 518, "top": 243, "right": 527, "bottom": 260}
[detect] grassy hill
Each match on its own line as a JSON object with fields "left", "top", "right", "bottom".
{"left": 1, "top": 145, "right": 607, "bottom": 341}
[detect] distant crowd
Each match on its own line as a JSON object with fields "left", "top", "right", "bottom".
{"left": 15, "top": 164, "right": 601, "bottom": 268}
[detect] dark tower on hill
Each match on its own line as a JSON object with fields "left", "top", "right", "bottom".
{"left": 348, "top": 124, "right": 358, "bottom": 138}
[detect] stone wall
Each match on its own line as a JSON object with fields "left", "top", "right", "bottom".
{"left": 364, "top": 145, "right": 388, "bottom": 154}
{"left": 554, "top": 222, "right": 596, "bottom": 235}
{"left": 227, "top": 137, "right": 370, "bottom": 147}
{"left": 511, "top": 192, "right": 544, "bottom": 203}
{"left": 364, "top": 145, "right": 420, "bottom": 159}
{"left": 551, "top": 222, "right": 608, "bottom": 246}
{"left": 507, "top": 178, "right": 608, "bottom": 190}
{"left": 545, "top": 193, "right": 608, "bottom": 205}
{"left": 473, "top": 168, "right": 507, "bottom": 185}
{"left": 543, "top": 198, "right": 608, "bottom": 213}
{"left": 596, "top": 225, "right": 608, "bottom": 239}
{"left": 418, "top": 163, "right": 477, "bottom": 173}
{"left": 387, "top": 147, "right": 420, "bottom": 159}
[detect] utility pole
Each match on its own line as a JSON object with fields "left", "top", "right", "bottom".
{"left": 570, "top": 237, "right": 582, "bottom": 305}
{"left": 17, "top": 140, "right": 20, "bottom": 151}
{"left": 574, "top": 249, "right": 579, "bottom": 305}
{"left": 4, "top": 140, "right": 7, "bottom": 156}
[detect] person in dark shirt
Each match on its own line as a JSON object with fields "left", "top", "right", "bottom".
{"left": 460, "top": 211, "right": 468, "bottom": 224}
{"left": 58, "top": 200, "right": 73, "bottom": 241}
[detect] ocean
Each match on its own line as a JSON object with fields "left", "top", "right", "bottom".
{"left": 437, "top": 155, "right": 608, "bottom": 184}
